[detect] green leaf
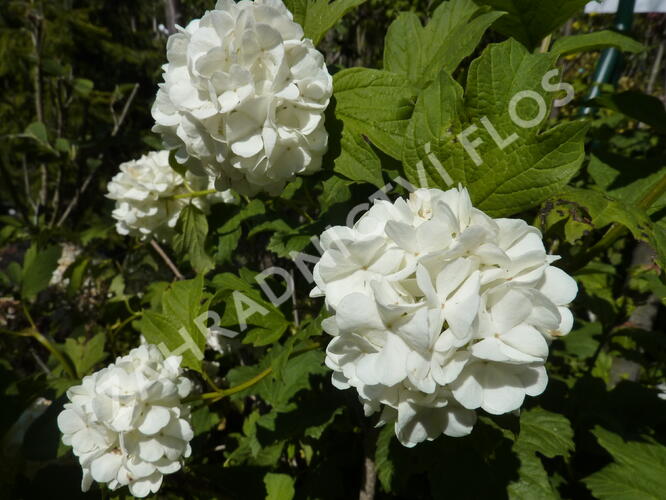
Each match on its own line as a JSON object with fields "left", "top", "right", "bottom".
{"left": 80, "top": 224, "right": 113, "bottom": 245}
{"left": 540, "top": 194, "right": 595, "bottom": 245}
{"left": 587, "top": 153, "right": 666, "bottom": 214}
{"left": 55, "top": 137, "right": 71, "bottom": 154}
{"left": 24, "top": 122, "right": 49, "bottom": 146}
{"left": 267, "top": 228, "right": 315, "bottom": 259}
{"left": 559, "top": 321, "right": 602, "bottom": 359}
{"left": 226, "top": 350, "right": 326, "bottom": 409}
{"left": 161, "top": 275, "right": 205, "bottom": 335}
{"left": 168, "top": 149, "right": 188, "bottom": 178}
{"left": 403, "top": 40, "right": 588, "bottom": 216}
{"left": 21, "top": 244, "right": 61, "bottom": 300}
{"left": 72, "top": 78, "right": 94, "bottom": 97}
{"left": 592, "top": 91, "right": 666, "bottom": 133}
{"left": 383, "top": 0, "right": 504, "bottom": 87}
{"left": 318, "top": 175, "right": 353, "bottom": 211}
{"left": 334, "top": 126, "right": 384, "bottom": 187}
{"left": 515, "top": 408, "right": 575, "bottom": 459}
{"left": 264, "top": 473, "right": 295, "bottom": 500}
{"left": 508, "top": 452, "right": 558, "bottom": 500}
{"left": 63, "top": 333, "right": 107, "bottom": 378}
{"left": 215, "top": 199, "right": 265, "bottom": 264}
{"left": 475, "top": 0, "right": 590, "bottom": 49}
{"left": 67, "top": 258, "right": 90, "bottom": 298}
{"left": 375, "top": 425, "right": 396, "bottom": 492}
{"left": 173, "top": 204, "right": 214, "bottom": 274}
{"left": 583, "top": 427, "right": 666, "bottom": 500}
{"left": 247, "top": 219, "right": 293, "bottom": 239}
{"left": 284, "top": 0, "right": 367, "bottom": 46}
{"left": 269, "top": 349, "right": 327, "bottom": 408}
{"left": 139, "top": 310, "right": 203, "bottom": 373}
{"left": 211, "top": 272, "right": 254, "bottom": 294}
{"left": 551, "top": 30, "right": 645, "bottom": 57}
{"left": 191, "top": 405, "right": 219, "bottom": 436}
{"left": 270, "top": 312, "right": 323, "bottom": 380}
{"left": 508, "top": 408, "right": 574, "bottom": 499}
{"left": 552, "top": 187, "right": 666, "bottom": 268}
{"left": 242, "top": 325, "right": 289, "bottom": 347}
{"left": 303, "top": 406, "right": 343, "bottom": 439}
{"left": 334, "top": 68, "right": 419, "bottom": 160}
{"left": 138, "top": 276, "right": 207, "bottom": 373}
{"left": 225, "top": 411, "right": 285, "bottom": 467}
{"left": 213, "top": 269, "right": 291, "bottom": 345}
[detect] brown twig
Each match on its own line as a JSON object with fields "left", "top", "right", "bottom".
{"left": 56, "top": 83, "right": 139, "bottom": 227}
{"left": 647, "top": 40, "right": 665, "bottom": 95}
{"left": 150, "top": 239, "right": 185, "bottom": 280}
{"left": 22, "top": 156, "right": 37, "bottom": 216}
{"left": 111, "top": 83, "right": 139, "bottom": 137}
{"left": 38, "top": 163, "right": 47, "bottom": 208}
{"left": 29, "top": 10, "right": 44, "bottom": 123}
{"left": 163, "top": 0, "right": 181, "bottom": 35}
{"left": 49, "top": 163, "right": 62, "bottom": 227}
{"left": 359, "top": 426, "right": 378, "bottom": 500}
{"left": 56, "top": 169, "right": 95, "bottom": 226}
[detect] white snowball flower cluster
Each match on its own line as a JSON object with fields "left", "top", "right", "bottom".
{"left": 107, "top": 150, "right": 235, "bottom": 241}
{"left": 311, "top": 187, "right": 577, "bottom": 447}
{"left": 57, "top": 345, "right": 194, "bottom": 497}
{"left": 152, "top": 0, "right": 332, "bottom": 196}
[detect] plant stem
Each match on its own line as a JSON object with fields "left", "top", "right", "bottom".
{"left": 110, "top": 312, "right": 142, "bottom": 332}
{"left": 195, "top": 366, "right": 273, "bottom": 403}
{"left": 359, "top": 425, "right": 378, "bottom": 500}
{"left": 221, "top": 366, "right": 273, "bottom": 397}
{"left": 0, "top": 327, "right": 32, "bottom": 337}
{"left": 163, "top": 0, "right": 181, "bottom": 35}
{"left": 173, "top": 189, "right": 216, "bottom": 200}
{"left": 191, "top": 342, "right": 321, "bottom": 404}
{"left": 22, "top": 305, "right": 77, "bottom": 379}
{"left": 201, "top": 370, "right": 222, "bottom": 393}
{"left": 111, "top": 84, "right": 139, "bottom": 137}
{"left": 150, "top": 239, "right": 185, "bottom": 280}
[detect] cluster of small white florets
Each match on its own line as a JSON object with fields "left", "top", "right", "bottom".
{"left": 151, "top": 0, "right": 332, "bottom": 195}
{"left": 49, "top": 243, "right": 81, "bottom": 286}
{"left": 311, "top": 187, "right": 577, "bottom": 447}
{"left": 57, "top": 345, "right": 194, "bottom": 497}
{"left": 106, "top": 150, "right": 235, "bottom": 241}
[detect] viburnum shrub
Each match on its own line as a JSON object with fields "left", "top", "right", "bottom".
{"left": 2, "top": 0, "right": 666, "bottom": 499}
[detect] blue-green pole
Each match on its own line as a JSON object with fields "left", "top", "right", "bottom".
{"left": 580, "top": 0, "right": 636, "bottom": 116}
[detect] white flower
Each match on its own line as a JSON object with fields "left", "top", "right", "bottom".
{"left": 106, "top": 150, "right": 235, "bottom": 241}
{"left": 57, "top": 345, "right": 194, "bottom": 498}
{"left": 312, "top": 187, "right": 577, "bottom": 447}
{"left": 657, "top": 383, "right": 666, "bottom": 401}
{"left": 152, "top": 0, "right": 332, "bottom": 196}
{"left": 50, "top": 243, "right": 81, "bottom": 286}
